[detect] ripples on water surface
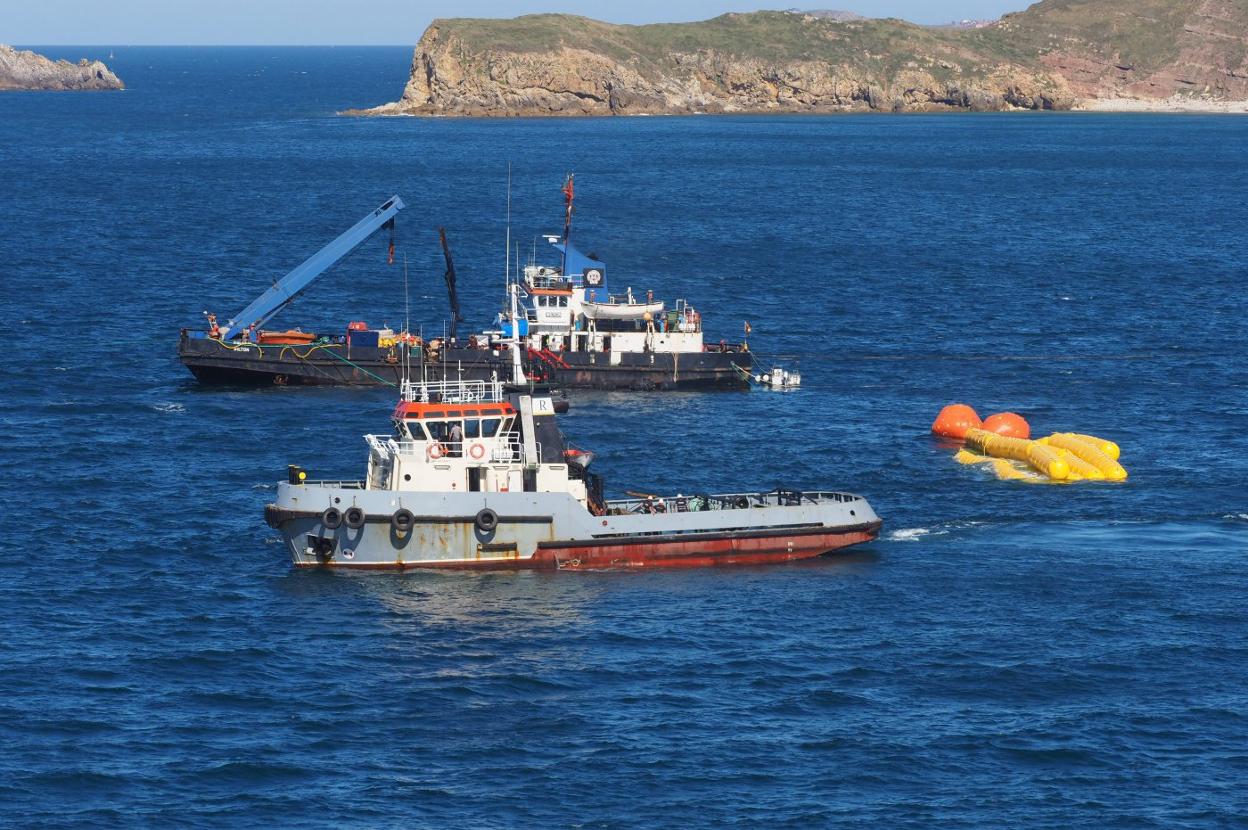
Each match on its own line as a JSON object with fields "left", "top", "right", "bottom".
{"left": 1, "top": 47, "right": 1246, "bottom": 828}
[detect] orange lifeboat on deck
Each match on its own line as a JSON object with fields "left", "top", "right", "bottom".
{"left": 258, "top": 330, "right": 317, "bottom": 345}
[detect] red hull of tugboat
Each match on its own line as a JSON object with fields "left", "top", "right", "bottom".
{"left": 292, "top": 522, "right": 882, "bottom": 571}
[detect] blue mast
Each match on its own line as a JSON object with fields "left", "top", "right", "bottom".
{"left": 220, "top": 195, "right": 406, "bottom": 340}
{"left": 546, "top": 237, "right": 608, "bottom": 303}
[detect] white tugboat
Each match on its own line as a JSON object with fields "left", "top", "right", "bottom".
{"left": 264, "top": 371, "right": 881, "bottom": 570}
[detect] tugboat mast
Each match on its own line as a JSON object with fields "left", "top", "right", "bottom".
{"left": 560, "top": 173, "right": 574, "bottom": 275}
{"left": 508, "top": 281, "right": 524, "bottom": 385}
{"left": 504, "top": 165, "right": 525, "bottom": 386}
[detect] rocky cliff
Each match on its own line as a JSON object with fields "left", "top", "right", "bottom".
{"left": 357, "top": 0, "right": 1248, "bottom": 116}
{"left": 981, "top": 0, "right": 1248, "bottom": 102}
{"left": 0, "top": 45, "right": 124, "bottom": 91}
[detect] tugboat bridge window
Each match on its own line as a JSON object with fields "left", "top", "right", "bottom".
{"left": 402, "top": 409, "right": 513, "bottom": 445}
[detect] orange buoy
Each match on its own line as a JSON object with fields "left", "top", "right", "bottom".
{"left": 932, "top": 404, "right": 982, "bottom": 439}
{"left": 982, "top": 412, "right": 1030, "bottom": 439}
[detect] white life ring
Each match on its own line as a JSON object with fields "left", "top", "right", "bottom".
{"left": 469, "top": 442, "right": 486, "bottom": 460}
{"left": 427, "top": 443, "right": 444, "bottom": 460}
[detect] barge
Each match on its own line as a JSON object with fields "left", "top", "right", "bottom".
{"left": 180, "top": 184, "right": 752, "bottom": 391}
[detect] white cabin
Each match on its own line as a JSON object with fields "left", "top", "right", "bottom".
{"left": 362, "top": 380, "right": 589, "bottom": 505}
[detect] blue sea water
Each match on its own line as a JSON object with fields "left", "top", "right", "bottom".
{"left": 2, "top": 46, "right": 1247, "bottom": 828}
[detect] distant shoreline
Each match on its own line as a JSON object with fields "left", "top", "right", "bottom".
{"left": 1076, "top": 97, "right": 1248, "bottom": 114}
{"left": 342, "top": 101, "right": 1248, "bottom": 118}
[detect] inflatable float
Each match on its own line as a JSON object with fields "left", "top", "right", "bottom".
{"left": 933, "top": 403, "right": 1127, "bottom": 484}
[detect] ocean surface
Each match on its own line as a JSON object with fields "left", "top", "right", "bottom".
{"left": 2, "top": 47, "right": 1246, "bottom": 828}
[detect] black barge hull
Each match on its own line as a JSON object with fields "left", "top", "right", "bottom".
{"left": 178, "top": 334, "right": 751, "bottom": 391}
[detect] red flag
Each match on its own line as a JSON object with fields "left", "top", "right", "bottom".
{"left": 562, "top": 173, "right": 575, "bottom": 241}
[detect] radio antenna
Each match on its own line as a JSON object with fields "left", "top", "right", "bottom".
{"left": 504, "top": 163, "right": 512, "bottom": 285}
{"left": 402, "top": 252, "right": 411, "bottom": 391}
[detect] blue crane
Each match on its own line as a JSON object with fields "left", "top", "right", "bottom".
{"left": 219, "top": 195, "right": 406, "bottom": 340}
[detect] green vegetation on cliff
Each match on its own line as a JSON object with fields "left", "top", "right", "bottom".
{"left": 972, "top": 0, "right": 1198, "bottom": 70}
{"left": 436, "top": 11, "right": 996, "bottom": 76}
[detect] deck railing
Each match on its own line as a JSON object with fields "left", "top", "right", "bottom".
{"left": 365, "top": 432, "right": 539, "bottom": 465}
{"left": 399, "top": 377, "right": 504, "bottom": 404}
{"left": 604, "top": 489, "right": 863, "bottom": 515}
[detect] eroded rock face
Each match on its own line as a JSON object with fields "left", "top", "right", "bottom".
{"left": 0, "top": 45, "right": 124, "bottom": 91}
{"left": 361, "top": 25, "right": 1072, "bottom": 117}
{"left": 997, "top": 0, "right": 1248, "bottom": 103}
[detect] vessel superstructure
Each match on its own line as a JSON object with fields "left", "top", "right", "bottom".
{"left": 481, "top": 231, "right": 727, "bottom": 384}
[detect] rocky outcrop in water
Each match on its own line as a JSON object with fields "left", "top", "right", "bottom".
{"left": 354, "top": 0, "right": 1248, "bottom": 116}
{"left": 0, "top": 45, "right": 124, "bottom": 91}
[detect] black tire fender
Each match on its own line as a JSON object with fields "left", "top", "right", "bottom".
{"left": 321, "top": 507, "right": 343, "bottom": 530}
{"left": 392, "top": 508, "right": 415, "bottom": 533}
{"left": 344, "top": 506, "right": 367, "bottom": 530}
{"left": 474, "top": 508, "right": 499, "bottom": 533}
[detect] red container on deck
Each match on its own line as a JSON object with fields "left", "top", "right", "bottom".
{"left": 347, "top": 321, "right": 368, "bottom": 332}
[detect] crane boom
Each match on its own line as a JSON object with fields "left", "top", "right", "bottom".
{"left": 220, "top": 195, "right": 406, "bottom": 340}
{"left": 438, "top": 226, "right": 461, "bottom": 343}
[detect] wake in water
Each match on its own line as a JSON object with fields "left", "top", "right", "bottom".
{"left": 886, "top": 521, "right": 988, "bottom": 542}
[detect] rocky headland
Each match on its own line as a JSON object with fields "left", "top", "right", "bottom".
{"left": 0, "top": 44, "right": 124, "bottom": 91}
{"left": 353, "top": 0, "right": 1248, "bottom": 116}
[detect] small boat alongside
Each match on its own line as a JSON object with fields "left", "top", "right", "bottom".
{"left": 264, "top": 377, "right": 881, "bottom": 570}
